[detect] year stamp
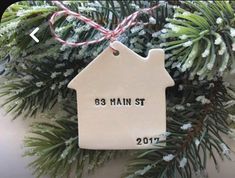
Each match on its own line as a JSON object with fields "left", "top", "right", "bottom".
{"left": 136, "top": 137, "right": 160, "bottom": 145}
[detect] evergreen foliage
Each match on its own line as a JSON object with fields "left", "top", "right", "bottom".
{"left": 162, "top": 1, "right": 235, "bottom": 80}
{"left": 0, "top": 1, "right": 235, "bottom": 178}
{"left": 24, "top": 99, "right": 122, "bottom": 178}
{"left": 124, "top": 77, "right": 234, "bottom": 178}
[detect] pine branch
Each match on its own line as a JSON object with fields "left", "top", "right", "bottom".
{"left": 24, "top": 99, "right": 123, "bottom": 178}
{"left": 0, "top": 57, "right": 87, "bottom": 118}
{"left": 161, "top": 1, "right": 235, "bottom": 80}
{"left": 0, "top": 2, "right": 57, "bottom": 60}
{"left": 123, "top": 77, "right": 233, "bottom": 178}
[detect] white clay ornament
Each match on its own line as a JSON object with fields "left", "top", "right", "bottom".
{"left": 68, "top": 41, "right": 174, "bottom": 150}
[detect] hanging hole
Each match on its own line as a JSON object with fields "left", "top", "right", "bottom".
{"left": 113, "top": 50, "right": 120, "bottom": 56}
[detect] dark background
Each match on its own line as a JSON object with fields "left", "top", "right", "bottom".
{"left": 0, "top": 0, "right": 20, "bottom": 22}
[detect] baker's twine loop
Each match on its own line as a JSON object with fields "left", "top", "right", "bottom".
{"left": 49, "top": 1, "right": 160, "bottom": 49}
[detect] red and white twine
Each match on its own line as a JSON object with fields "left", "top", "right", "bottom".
{"left": 49, "top": 1, "right": 160, "bottom": 48}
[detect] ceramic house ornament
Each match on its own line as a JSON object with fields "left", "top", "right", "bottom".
{"left": 68, "top": 41, "right": 174, "bottom": 150}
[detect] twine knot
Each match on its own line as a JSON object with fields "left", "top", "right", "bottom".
{"left": 49, "top": 1, "right": 160, "bottom": 47}
{"left": 105, "top": 31, "right": 118, "bottom": 42}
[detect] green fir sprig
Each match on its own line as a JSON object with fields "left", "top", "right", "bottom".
{"left": 161, "top": 1, "right": 235, "bottom": 80}
{"left": 24, "top": 99, "right": 123, "bottom": 178}
{"left": 124, "top": 77, "right": 234, "bottom": 178}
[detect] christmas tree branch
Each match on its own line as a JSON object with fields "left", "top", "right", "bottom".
{"left": 161, "top": 1, "right": 235, "bottom": 80}
{"left": 0, "top": 57, "right": 87, "bottom": 118}
{"left": 24, "top": 99, "right": 123, "bottom": 178}
{"left": 123, "top": 78, "right": 233, "bottom": 178}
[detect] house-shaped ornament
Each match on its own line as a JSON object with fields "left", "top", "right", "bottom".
{"left": 68, "top": 41, "right": 174, "bottom": 150}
